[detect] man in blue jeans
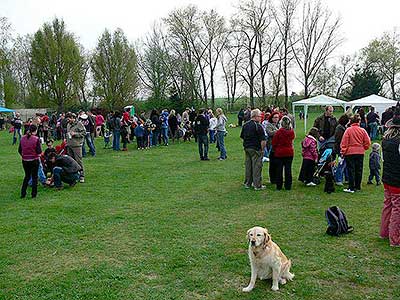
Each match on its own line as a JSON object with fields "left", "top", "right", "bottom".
{"left": 48, "top": 153, "right": 81, "bottom": 189}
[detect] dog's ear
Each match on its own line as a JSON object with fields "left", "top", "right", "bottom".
{"left": 263, "top": 228, "right": 271, "bottom": 249}
{"left": 246, "top": 229, "right": 251, "bottom": 241}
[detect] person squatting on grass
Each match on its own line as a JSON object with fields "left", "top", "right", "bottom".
{"left": 380, "top": 105, "right": 400, "bottom": 247}
{"left": 215, "top": 108, "right": 227, "bottom": 160}
{"left": 240, "top": 109, "right": 266, "bottom": 191}
{"left": 367, "top": 143, "right": 381, "bottom": 185}
{"left": 18, "top": 124, "right": 42, "bottom": 198}
{"left": 48, "top": 152, "right": 81, "bottom": 189}
{"left": 340, "top": 114, "right": 371, "bottom": 193}
{"left": 298, "top": 127, "right": 319, "bottom": 186}
{"left": 272, "top": 116, "right": 295, "bottom": 191}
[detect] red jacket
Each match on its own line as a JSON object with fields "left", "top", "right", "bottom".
{"left": 340, "top": 123, "right": 371, "bottom": 156}
{"left": 302, "top": 135, "right": 318, "bottom": 161}
{"left": 272, "top": 128, "right": 295, "bottom": 157}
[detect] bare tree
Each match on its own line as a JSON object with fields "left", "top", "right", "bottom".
{"left": 292, "top": 1, "right": 342, "bottom": 98}
{"left": 201, "top": 9, "right": 228, "bottom": 108}
{"left": 221, "top": 30, "right": 245, "bottom": 110}
{"left": 273, "top": 0, "right": 299, "bottom": 107}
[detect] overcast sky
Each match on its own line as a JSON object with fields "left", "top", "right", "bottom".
{"left": 2, "top": 0, "right": 400, "bottom": 96}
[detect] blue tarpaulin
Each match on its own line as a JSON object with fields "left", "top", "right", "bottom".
{"left": 0, "top": 107, "right": 15, "bottom": 113}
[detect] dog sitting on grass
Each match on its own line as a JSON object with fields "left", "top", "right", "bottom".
{"left": 243, "top": 226, "right": 294, "bottom": 292}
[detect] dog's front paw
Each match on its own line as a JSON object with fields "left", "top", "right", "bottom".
{"left": 242, "top": 286, "right": 253, "bottom": 292}
{"left": 271, "top": 285, "right": 279, "bottom": 291}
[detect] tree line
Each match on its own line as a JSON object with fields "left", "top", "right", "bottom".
{"left": 0, "top": 0, "right": 399, "bottom": 112}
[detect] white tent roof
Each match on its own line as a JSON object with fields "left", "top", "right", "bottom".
{"left": 292, "top": 94, "right": 347, "bottom": 107}
{"left": 292, "top": 94, "right": 347, "bottom": 133}
{"left": 348, "top": 94, "right": 397, "bottom": 116}
{"left": 348, "top": 94, "right": 396, "bottom": 105}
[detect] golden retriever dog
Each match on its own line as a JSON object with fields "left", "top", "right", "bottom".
{"left": 243, "top": 226, "right": 294, "bottom": 292}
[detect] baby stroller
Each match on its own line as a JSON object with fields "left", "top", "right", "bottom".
{"left": 313, "top": 138, "right": 336, "bottom": 193}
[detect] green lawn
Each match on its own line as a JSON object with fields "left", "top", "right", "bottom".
{"left": 0, "top": 114, "right": 399, "bottom": 300}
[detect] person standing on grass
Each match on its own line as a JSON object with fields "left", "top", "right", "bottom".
{"left": 272, "top": 116, "right": 295, "bottom": 191}
{"left": 313, "top": 105, "right": 338, "bottom": 143}
{"left": 380, "top": 105, "right": 400, "bottom": 247}
{"left": 298, "top": 127, "right": 319, "bottom": 186}
{"left": 215, "top": 108, "right": 227, "bottom": 160}
{"left": 160, "top": 109, "right": 170, "bottom": 146}
{"left": 168, "top": 110, "right": 179, "bottom": 143}
{"left": 340, "top": 114, "right": 371, "bottom": 193}
{"left": 194, "top": 108, "right": 210, "bottom": 161}
{"left": 18, "top": 125, "right": 42, "bottom": 198}
{"left": 367, "top": 106, "right": 380, "bottom": 140}
{"left": 12, "top": 112, "right": 23, "bottom": 145}
{"left": 65, "top": 113, "right": 86, "bottom": 183}
{"left": 240, "top": 109, "right": 266, "bottom": 191}
{"left": 265, "top": 111, "right": 281, "bottom": 184}
{"left": 208, "top": 110, "right": 217, "bottom": 144}
{"left": 334, "top": 114, "right": 350, "bottom": 186}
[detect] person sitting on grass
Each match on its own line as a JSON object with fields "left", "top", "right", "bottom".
{"left": 47, "top": 152, "right": 81, "bottom": 190}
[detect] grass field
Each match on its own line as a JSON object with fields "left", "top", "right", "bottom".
{"left": 0, "top": 113, "right": 399, "bottom": 300}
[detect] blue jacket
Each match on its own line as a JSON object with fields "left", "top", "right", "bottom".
{"left": 369, "top": 151, "right": 381, "bottom": 170}
{"left": 160, "top": 111, "right": 169, "bottom": 128}
{"left": 134, "top": 125, "right": 145, "bottom": 137}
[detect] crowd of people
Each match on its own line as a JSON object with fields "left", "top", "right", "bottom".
{"left": 239, "top": 104, "right": 400, "bottom": 247}
{"left": 10, "top": 101, "right": 400, "bottom": 247}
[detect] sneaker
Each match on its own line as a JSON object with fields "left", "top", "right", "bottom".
{"left": 79, "top": 177, "right": 85, "bottom": 183}
{"left": 254, "top": 185, "right": 266, "bottom": 191}
{"left": 243, "top": 183, "right": 251, "bottom": 189}
{"left": 306, "top": 182, "right": 317, "bottom": 186}
{"left": 262, "top": 157, "right": 269, "bottom": 163}
{"left": 343, "top": 188, "right": 354, "bottom": 193}
{"left": 203, "top": 157, "right": 210, "bottom": 161}
{"left": 335, "top": 182, "right": 344, "bottom": 186}
{"left": 218, "top": 157, "right": 226, "bottom": 161}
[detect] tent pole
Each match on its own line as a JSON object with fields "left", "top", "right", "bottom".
{"left": 304, "top": 105, "right": 308, "bottom": 134}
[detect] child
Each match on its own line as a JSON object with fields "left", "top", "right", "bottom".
{"left": 298, "top": 127, "right": 319, "bottom": 186}
{"left": 368, "top": 143, "right": 381, "bottom": 185}
{"left": 104, "top": 128, "right": 112, "bottom": 149}
{"left": 43, "top": 139, "right": 56, "bottom": 175}
{"left": 134, "top": 123, "right": 145, "bottom": 150}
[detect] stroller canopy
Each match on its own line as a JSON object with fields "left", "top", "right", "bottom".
{"left": 0, "top": 106, "right": 15, "bottom": 113}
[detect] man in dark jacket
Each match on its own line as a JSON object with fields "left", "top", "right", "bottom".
{"left": 194, "top": 109, "right": 210, "bottom": 160}
{"left": 240, "top": 109, "right": 267, "bottom": 190}
{"left": 48, "top": 153, "right": 81, "bottom": 189}
{"left": 313, "top": 106, "right": 338, "bottom": 142}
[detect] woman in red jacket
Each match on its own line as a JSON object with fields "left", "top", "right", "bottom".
{"left": 340, "top": 114, "right": 371, "bottom": 193}
{"left": 18, "top": 124, "right": 42, "bottom": 198}
{"left": 272, "top": 116, "right": 295, "bottom": 190}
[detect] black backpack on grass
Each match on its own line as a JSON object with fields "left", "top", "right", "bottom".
{"left": 325, "top": 206, "right": 354, "bottom": 236}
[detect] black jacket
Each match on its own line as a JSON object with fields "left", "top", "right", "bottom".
{"left": 194, "top": 114, "right": 209, "bottom": 135}
{"left": 382, "top": 136, "right": 400, "bottom": 187}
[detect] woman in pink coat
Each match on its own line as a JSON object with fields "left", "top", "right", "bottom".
{"left": 340, "top": 114, "right": 371, "bottom": 193}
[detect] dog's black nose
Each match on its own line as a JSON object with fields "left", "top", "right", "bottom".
{"left": 251, "top": 241, "right": 256, "bottom": 246}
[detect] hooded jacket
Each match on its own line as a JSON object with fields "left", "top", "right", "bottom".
{"left": 302, "top": 135, "right": 318, "bottom": 162}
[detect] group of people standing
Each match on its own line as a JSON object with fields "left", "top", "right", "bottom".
{"left": 240, "top": 104, "right": 400, "bottom": 247}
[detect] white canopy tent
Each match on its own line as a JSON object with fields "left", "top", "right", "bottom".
{"left": 292, "top": 94, "right": 347, "bottom": 133}
{"left": 348, "top": 94, "right": 397, "bottom": 116}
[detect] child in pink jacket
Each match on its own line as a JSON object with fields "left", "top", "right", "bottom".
{"left": 299, "top": 127, "right": 319, "bottom": 186}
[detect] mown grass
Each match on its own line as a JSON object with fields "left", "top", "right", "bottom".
{"left": 0, "top": 113, "right": 399, "bottom": 300}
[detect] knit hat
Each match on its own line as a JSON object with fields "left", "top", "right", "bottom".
{"left": 372, "top": 143, "right": 381, "bottom": 152}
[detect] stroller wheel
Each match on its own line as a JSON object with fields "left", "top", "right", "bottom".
{"left": 313, "top": 177, "right": 321, "bottom": 185}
